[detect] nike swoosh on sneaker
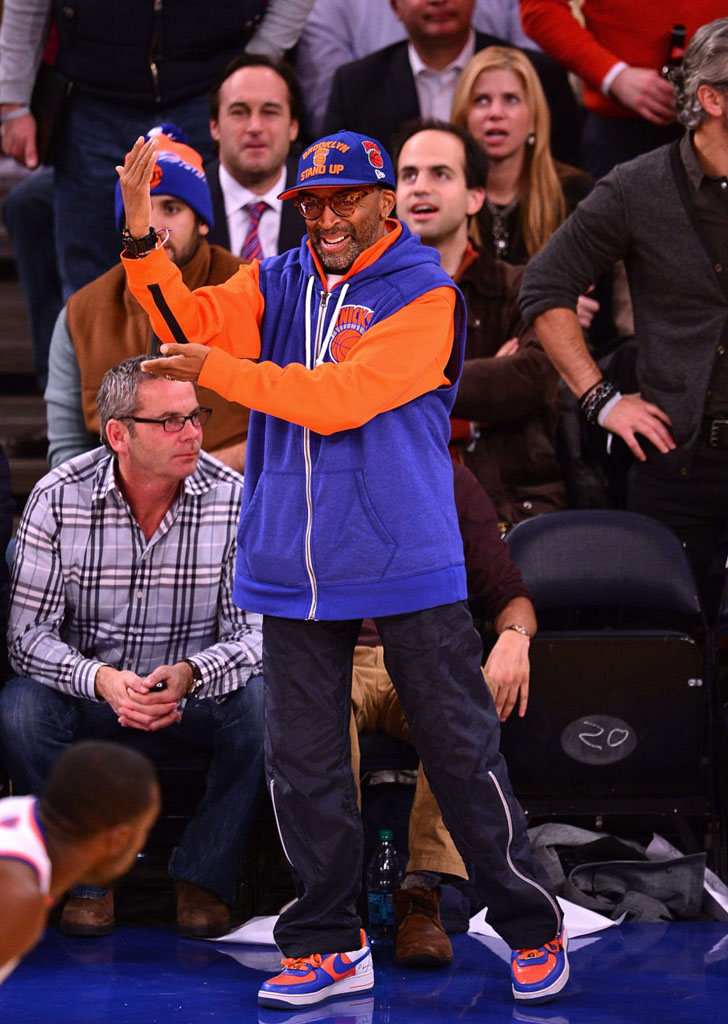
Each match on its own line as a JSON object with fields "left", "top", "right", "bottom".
{"left": 330, "top": 952, "right": 366, "bottom": 977}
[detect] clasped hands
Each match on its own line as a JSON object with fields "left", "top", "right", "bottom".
{"left": 95, "top": 662, "right": 195, "bottom": 731}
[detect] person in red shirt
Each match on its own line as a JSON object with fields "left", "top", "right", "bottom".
{"left": 520, "top": 1, "right": 725, "bottom": 176}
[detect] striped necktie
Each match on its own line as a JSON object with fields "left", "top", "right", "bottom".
{"left": 240, "top": 200, "right": 268, "bottom": 260}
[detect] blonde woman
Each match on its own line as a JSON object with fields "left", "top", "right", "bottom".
{"left": 452, "top": 45, "right": 592, "bottom": 265}
{"left": 452, "top": 46, "right": 604, "bottom": 336}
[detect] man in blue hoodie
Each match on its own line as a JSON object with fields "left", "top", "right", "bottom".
{"left": 116, "top": 129, "right": 568, "bottom": 1011}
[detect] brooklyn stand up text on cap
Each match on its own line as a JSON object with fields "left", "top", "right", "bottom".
{"left": 278, "top": 130, "right": 396, "bottom": 197}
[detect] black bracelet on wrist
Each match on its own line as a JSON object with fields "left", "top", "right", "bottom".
{"left": 578, "top": 380, "right": 601, "bottom": 403}
{"left": 122, "top": 226, "right": 158, "bottom": 258}
{"left": 181, "top": 658, "right": 204, "bottom": 698}
{"left": 579, "top": 378, "right": 617, "bottom": 425}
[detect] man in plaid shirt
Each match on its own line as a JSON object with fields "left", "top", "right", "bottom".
{"left": 0, "top": 356, "right": 264, "bottom": 938}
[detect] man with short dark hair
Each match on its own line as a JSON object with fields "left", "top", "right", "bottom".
{"left": 395, "top": 119, "right": 565, "bottom": 527}
{"left": 206, "top": 54, "right": 306, "bottom": 258}
{"left": 116, "top": 128, "right": 568, "bottom": 1011}
{"left": 0, "top": 741, "right": 160, "bottom": 985}
{"left": 0, "top": 356, "right": 264, "bottom": 938}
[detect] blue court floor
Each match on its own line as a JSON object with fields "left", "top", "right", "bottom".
{"left": 1, "top": 922, "right": 727, "bottom": 1023}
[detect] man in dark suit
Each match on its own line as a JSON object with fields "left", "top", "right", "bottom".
{"left": 323, "top": 0, "right": 581, "bottom": 165}
{"left": 206, "top": 55, "right": 306, "bottom": 257}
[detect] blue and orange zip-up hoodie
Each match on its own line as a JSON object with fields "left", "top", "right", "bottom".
{"left": 124, "top": 220, "right": 468, "bottom": 619}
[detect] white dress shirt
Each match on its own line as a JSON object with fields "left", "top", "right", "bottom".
{"left": 218, "top": 164, "right": 287, "bottom": 258}
{"left": 295, "top": 0, "right": 539, "bottom": 136}
{"left": 408, "top": 30, "right": 477, "bottom": 122}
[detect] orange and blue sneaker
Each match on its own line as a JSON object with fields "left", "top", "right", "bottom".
{"left": 257, "top": 994, "right": 374, "bottom": 1023}
{"left": 258, "top": 930, "right": 374, "bottom": 1010}
{"left": 510, "top": 926, "right": 569, "bottom": 1004}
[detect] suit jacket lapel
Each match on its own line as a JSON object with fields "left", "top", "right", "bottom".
{"left": 278, "top": 155, "right": 307, "bottom": 254}
{"left": 204, "top": 158, "right": 230, "bottom": 250}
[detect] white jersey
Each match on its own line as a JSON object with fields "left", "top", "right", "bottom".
{"left": 0, "top": 795, "right": 52, "bottom": 986}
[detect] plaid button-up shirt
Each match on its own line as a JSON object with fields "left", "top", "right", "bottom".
{"left": 8, "top": 448, "right": 262, "bottom": 700}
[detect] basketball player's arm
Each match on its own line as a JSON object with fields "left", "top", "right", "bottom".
{"left": 162, "top": 288, "right": 457, "bottom": 433}
{"left": 0, "top": 860, "right": 47, "bottom": 967}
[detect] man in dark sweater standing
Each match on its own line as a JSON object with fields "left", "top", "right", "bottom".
{"left": 519, "top": 16, "right": 728, "bottom": 612}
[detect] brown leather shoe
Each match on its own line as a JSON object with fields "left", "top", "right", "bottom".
{"left": 175, "top": 880, "right": 231, "bottom": 937}
{"left": 394, "top": 886, "right": 453, "bottom": 968}
{"left": 59, "top": 892, "right": 115, "bottom": 936}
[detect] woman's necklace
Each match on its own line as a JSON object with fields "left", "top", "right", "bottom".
{"left": 484, "top": 195, "right": 519, "bottom": 260}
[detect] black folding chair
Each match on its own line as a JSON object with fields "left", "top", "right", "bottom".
{"left": 500, "top": 509, "right": 725, "bottom": 876}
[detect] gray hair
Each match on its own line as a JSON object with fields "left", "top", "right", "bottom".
{"left": 97, "top": 355, "right": 158, "bottom": 455}
{"left": 674, "top": 17, "right": 728, "bottom": 130}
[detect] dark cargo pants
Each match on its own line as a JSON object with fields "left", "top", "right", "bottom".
{"left": 263, "top": 600, "right": 562, "bottom": 957}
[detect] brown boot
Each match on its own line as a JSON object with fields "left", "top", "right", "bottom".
{"left": 59, "top": 892, "right": 115, "bottom": 936}
{"left": 394, "top": 886, "right": 453, "bottom": 968}
{"left": 175, "top": 881, "right": 231, "bottom": 937}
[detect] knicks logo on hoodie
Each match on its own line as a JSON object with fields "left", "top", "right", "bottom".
{"left": 330, "top": 304, "right": 374, "bottom": 362}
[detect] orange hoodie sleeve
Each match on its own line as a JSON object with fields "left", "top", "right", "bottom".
{"left": 196, "top": 286, "right": 457, "bottom": 435}
{"left": 122, "top": 246, "right": 265, "bottom": 358}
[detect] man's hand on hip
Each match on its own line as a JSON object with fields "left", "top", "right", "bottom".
{"left": 602, "top": 392, "right": 675, "bottom": 461}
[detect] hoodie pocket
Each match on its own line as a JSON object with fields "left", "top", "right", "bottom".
{"left": 311, "top": 469, "right": 397, "bottom": 585}
{"left": 237, "top": 470, "right": 308, "bottom": 587}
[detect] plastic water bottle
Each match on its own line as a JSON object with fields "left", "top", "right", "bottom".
{"left": 366, "top": 828, "right": 402, "bottom": 940}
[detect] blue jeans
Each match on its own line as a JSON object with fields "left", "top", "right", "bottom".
{"left": 2, "top": 166, "right": 63, "bottom": 391}
{"left": 0, "top": 675, "right": 265, "bottom": 904}
{"left": 53, "top": 90, "right": 215, "bottom": 297}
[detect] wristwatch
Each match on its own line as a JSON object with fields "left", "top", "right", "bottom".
{"left": 503, "top": 624, "right": 532, "bottom": 639}
{"left": 122, "top": 226, "right": 158, "bottom": 257}
{"left": 182, "top": 658, "right": 204, "bottom": 698}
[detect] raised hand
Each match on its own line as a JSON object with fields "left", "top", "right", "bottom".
{"left": 115, "top": 135, "right": 159, "bottom": 237}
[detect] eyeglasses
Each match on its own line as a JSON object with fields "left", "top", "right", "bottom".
{"left": 293, "top": 188, "right": 376, "bottom": 221}
{"left": 125, "top": 408, "right": 212, "bottom": 433}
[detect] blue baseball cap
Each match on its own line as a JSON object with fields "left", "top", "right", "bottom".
{"left": 278, "top": 130, "right": 396, "bottom": 199}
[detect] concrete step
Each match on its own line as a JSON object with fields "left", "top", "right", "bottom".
{"left": 0, "top": 277, "right": 34, "bottom": 379}
{"left": 7, "top": 455, "right": 48, "bottom": 495}
{"left": 0, "top": 394, "right": 46, "bottom": 440}
{"left": 0, "top": 164, "right": 44, "bottom": 529}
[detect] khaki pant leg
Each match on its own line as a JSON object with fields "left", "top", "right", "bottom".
{"left": 351, "top": 645, "right": 396, "bottom": 807}
{"left": 407, "top": 766, "right": 468, "bottom": 880}
{"left": 352, "top": 646, "right": 468, "bottom": 881}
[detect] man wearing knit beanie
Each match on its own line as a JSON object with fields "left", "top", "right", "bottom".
{"left": 45, "top": 124, "right": 250, "bottom": 474}
{"left": 113, "top": 124, "right": 215, "bottom": 265}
